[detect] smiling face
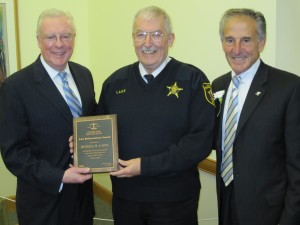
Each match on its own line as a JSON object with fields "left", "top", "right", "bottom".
{"left": 222, "top": 15, "right": 265, "bottom": 75}
{"left": 37, "top": 15, "right": 75, "bottom": 71}
{"left": 132, "top": 15, "right": 174, "bottom": 74}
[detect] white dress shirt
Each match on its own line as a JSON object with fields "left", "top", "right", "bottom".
{"left": 40, "top": 55, "right": 82, "bottom": 105}
{"left": 139, "top": 56, "right": 171, "bottom": 83}
{"left": 221, "top": 59, "right": 261, "bottom": 153}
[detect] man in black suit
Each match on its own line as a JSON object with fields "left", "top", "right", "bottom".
{"left": 0, "top": 9, "right": 96, "bottom": 225}
{"left": 212, "top": 8, "right": 300, "bottom": 225}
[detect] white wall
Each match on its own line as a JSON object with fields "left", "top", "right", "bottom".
{"left": 276, "top": 0, "right": 300, "bottom": 75}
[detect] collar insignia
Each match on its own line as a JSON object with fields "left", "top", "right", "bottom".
{"left": 255, "top": 91, "right": 261, "bottom": 96}
{"left": 166, "top": 82, "right": 183, "bottom": 98}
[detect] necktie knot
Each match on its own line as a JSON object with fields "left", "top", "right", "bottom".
{"left": 232, "top": 76, "right": 240, "bottom": 88}
{"left": 144, "top": 74, "right": 154, "bottom": 84}
{"left": 58, "top": 71, "right": 68, "bottom": 83}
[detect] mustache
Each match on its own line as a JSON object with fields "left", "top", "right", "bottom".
{"left": 141, "top": 46, "right": 157, "bottom": 52}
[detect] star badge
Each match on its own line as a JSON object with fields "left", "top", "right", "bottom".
{"left": 166, "top": 82, "right": 183, "bottom": 98}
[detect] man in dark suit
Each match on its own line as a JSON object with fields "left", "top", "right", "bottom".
{"left": 212, "top": 8, "right": 300, "bottom": 225}
{"left": 0, "top": 9, "right": 96, "bottom": 225}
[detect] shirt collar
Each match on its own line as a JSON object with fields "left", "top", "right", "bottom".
{"left": 40, "top": 55, "right": 71, "bottom": 79}
{"left": 232, "top": 58, "right": 261, "bottom": 84}
{"left": 139, "top": 56, "right": 171, "bottom": 78}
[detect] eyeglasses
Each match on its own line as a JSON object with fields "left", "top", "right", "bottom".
{"left": 133, "top": 31, "right": 166, "bottom": 43}
{"left": 39, "top": 33, "right": 74, "bottom": 45}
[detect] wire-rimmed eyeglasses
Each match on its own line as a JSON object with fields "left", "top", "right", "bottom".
{"left": 133, "top": 31, "right": 166, "bottom": 43}
{"left": 39, "top": 33, "right": 74, "bottom": 45}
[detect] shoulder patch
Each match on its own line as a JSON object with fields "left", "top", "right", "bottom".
{"left": 202, "top": 83, "right": 215, "bottom": 107}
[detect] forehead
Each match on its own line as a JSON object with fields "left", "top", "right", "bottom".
{"left": 133, "top": 15, "right": 166, "bottom": 32}
{"left": 224, "top": 15, "right": 258, "bottom": 38}
{"left": 40, "top": 16, "right": 73, "bottom": 34}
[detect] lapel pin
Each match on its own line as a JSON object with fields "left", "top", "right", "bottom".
{"left": 255, "top": 91, "right": 261, "bottom": 96}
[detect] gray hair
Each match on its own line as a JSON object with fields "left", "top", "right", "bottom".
{"left": 36, "top": 8, "right": 76, "bottom": 36}
{"left": 133, "top": 6, "right": 173, "bottom": 34}
{"left": 219, "top": 8, "right": 266, "bottom": 41}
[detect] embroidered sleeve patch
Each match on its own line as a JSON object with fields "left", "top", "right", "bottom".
{"left": 202, "top": 83, "right": 215, "bottom": 107}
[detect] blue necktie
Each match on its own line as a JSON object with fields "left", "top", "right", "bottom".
{"left": 58, "top": 71, "right": 82, "bottom": 118}
{"left": 221, "top": 76, "right": 240, "bottom": 186}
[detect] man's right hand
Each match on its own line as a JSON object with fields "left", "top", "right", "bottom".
{"left": 62, "top": 166, "right": 92, "bottom": 184}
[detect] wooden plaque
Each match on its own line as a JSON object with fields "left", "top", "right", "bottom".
{"left": 73, "top": 114, "right": 119, "bottom": 173}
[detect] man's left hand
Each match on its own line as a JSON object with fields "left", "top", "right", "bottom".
{"left": 110, "top": 158, "right": 141, "bottom": 178}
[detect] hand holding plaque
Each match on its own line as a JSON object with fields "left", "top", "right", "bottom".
{"left": 73, "top": 115, "right": 119, "bottom": 173}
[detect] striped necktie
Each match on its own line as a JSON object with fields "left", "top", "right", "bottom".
{"left": 221, "top": 75, "right": 240, "bottom": 186}
{"left": 58, "top": 71, "right": 82, "bottom": 118}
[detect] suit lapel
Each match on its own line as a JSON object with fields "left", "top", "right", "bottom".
{"left": 236, "top": 62, "right": 268, "bottom": 136}
{"left": 33, "top": 58, "right": 73, "bottom": 122}
{"left": 69, "top": 64, "right": 87, "bottom": 116}
{"left": 214, "top": 73, "right": 232, "bottom": 151}
{"left": 219, "top": 75, "right": 231, "bottom": 126}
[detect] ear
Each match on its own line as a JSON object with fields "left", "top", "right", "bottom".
{"left": 168, "top": 33, "right": 175, "bottom": 47}
{"left": 37, "top": 36, "right": 42, "bottom": 49}
{"left": 221, "top": 39, "right": 226, "bottom": 52}
{"left": 258, "top": 37, "right": 266, "bottom": 52}
{"left": 132, "top": 33, "right": 135, "bottom": 46}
